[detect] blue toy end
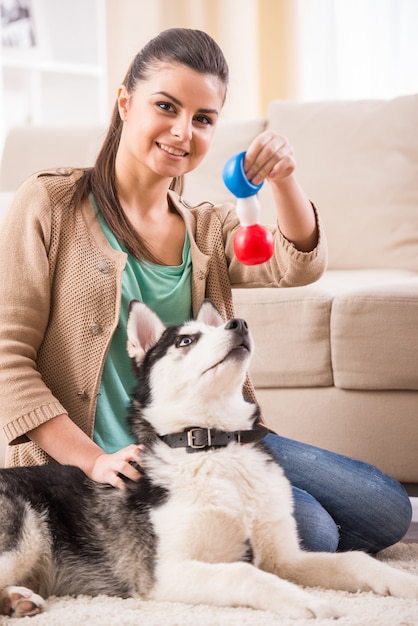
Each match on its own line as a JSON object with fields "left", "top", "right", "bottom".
{"left": 222, "top": 151, "right": 264, "bottom": 198}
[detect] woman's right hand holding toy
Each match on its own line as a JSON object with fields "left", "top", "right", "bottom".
{"left": 243, "top": 130, "right": 296, "bottom": 187}
{"left": 245, "top": 130, "right": 319, "bottom": 253}
{"left": 222, "top": 132, "right": 298, "bottom": 265}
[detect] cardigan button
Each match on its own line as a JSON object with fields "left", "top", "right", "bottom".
{"left": 98, "top": 260, "right": 110, "bottom": 274}
{"left": 89, "top": 323, "right": 103, "bottom": 336}
{"left": 55, "top": 167, "right": 72, "bottom": 175}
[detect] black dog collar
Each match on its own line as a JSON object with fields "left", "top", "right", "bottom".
{"left": 159, "top": 424, "right": 269, "bottom": 452}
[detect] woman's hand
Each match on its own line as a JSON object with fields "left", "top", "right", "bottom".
{"left": 244, "top": 130, "right": 296, "bottom": 187}
{"left": 243, "top": 130, "right": 318, "bottom": 252}
{"left": 28, "top": 415, "right": 145, "bottom": 490}
{"left": 90, "top": 444, "right": 145, "bottom": 490}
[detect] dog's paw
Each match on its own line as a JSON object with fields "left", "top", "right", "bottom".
{"left": 281, "top": 598, "right": 342, "bottom": 620}
{"left": 266, "top": 587, "right": 342, "bottom": 620}
{"left": 306, "top": 598, "right": 342, "bottom": 620}
{"left": 370, "top": 570, "right": 418, "bottom": 600}
{"left": 0, "top": 586, "right": 46, "bottom": 618}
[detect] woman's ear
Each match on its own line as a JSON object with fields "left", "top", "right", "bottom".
{"left": 117, "top": 85, "right": 130, "bottom": 122}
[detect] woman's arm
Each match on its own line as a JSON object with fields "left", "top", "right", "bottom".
{"left": 28, "top": 414, "right": 143, "bottom": 489}
{"left": 0, "top": 176, "right": 141, "bottom": 488}
{"left": 244, "top": 130, "right": 318, "bottom": 252}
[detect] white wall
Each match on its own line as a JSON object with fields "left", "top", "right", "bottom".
{"left": 104, "top": 0, "right": 260, "bottom": 121}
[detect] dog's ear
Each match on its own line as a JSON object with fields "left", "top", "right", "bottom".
{"left": 126, "top": 300, "right": 166, "bottom": 360}
{"left": 196, "top": 300, "right": 225, "bottom": 327}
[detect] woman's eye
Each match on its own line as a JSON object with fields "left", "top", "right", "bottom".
{"left": 195, "top": 115, "right": 212, "bottom": 126}
{"left": 176, "top": 336, "right": 193, "bottom": 348}
{"left": 157, "top": 101, "right": 174, "bottom": 112}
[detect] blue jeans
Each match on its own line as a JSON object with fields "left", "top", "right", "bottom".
{"left": 263, "top": 432, "right": 412, "bottom": 554}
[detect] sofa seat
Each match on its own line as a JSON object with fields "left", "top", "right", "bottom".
{"left": 233, "top": 269, "right": 418, "bottom": 393}
{"left": 233, "top": 285, "right": 333, "bottom": 389}
{"left": 325, "top": 270, "right": 418, "bottom": 391}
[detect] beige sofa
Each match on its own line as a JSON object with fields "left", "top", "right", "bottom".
{"left": 0, "top": 95, "right": 417, "bottom": 492}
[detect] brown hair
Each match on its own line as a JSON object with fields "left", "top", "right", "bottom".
{"left": 73, "top": 28, "right": 229, "bottom": 262}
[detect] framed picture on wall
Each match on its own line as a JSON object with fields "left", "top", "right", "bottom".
{"left": 1, "top": 0, "right": 36, "bottom": 48}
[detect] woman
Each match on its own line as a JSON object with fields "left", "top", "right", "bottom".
{"left": 0, "top": 28, "right": 411, "bottom": 553}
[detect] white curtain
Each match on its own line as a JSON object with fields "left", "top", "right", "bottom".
{"left": 295, "top": 0, "right": 418, "bottom": 100}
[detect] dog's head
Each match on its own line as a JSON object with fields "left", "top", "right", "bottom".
{"left": 126, "top": 300, "right": 256, "bottom": 436}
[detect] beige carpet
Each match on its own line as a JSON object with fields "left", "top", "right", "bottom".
{"left": 1, "top": 543, "right": 417, "bottom": 626}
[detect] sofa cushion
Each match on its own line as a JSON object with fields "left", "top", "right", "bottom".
{"left": 325, "top": 270, "right": 418, "bottom": 390}
{"left": 232, "top": 287, "right": 333, "bottom": 388}
{"left": 233, "top": 269, "right": 418, "bottom": 392}
{"left": 0, "top": 125, "right": 106, "bottom": 192}
{"left": 265, "top": 95, "right": 418, "bottom": 272}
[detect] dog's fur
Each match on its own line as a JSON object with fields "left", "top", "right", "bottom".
{"left": 1, "top": 300, "right": 418, "bottom": 619}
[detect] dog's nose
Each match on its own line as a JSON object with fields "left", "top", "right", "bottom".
{"left": 225, "top": 318, "right": 248, "bottom": 333}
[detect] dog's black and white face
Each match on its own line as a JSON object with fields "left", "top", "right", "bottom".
{"left": 126, "top": 300, "right": 255, "bottom": 435}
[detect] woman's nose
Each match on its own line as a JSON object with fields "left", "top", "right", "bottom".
{"left": 171, "top": 116, "right": 192, "bottom": 141}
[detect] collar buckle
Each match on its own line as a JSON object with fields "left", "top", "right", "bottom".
{"left": 187, "top": 428, "right": 212, "bottom": 449}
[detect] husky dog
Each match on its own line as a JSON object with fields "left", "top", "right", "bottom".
{"left": 1, "top": 300, "right": 418, "bottom": 619}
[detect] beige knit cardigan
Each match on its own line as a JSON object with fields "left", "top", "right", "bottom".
{"left": 0, "top": 168, "right": 327, "bottom": 467}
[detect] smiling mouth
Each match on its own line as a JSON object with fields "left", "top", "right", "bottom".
{"left": 157, "top": 142, "right": 188, "bottom": 157}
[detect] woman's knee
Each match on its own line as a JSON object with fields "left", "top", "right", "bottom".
{"left": 292, "top": 487, "right": 340, "bottom": 553}
{"left": 338, "top": 477, "right": 412, "bottom": 553}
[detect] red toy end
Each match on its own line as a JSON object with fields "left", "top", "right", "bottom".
{"left": 233, "top": 224, "right": 274, "bottom": 265}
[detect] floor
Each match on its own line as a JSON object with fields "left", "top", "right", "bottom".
{"left": 403, "top": 498, "right": 418, "bottom": 543}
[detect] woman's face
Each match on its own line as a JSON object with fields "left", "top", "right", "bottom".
{"left": 117, "top": 62, "right": 226, "bottom": 182}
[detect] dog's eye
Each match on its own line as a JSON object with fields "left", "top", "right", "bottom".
{"left": 176, "top": 336, "right": 193, "bottom": 348}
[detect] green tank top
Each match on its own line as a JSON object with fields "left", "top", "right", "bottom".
{"left": 92, "top": 196, "right": 192, "bottom": 453}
